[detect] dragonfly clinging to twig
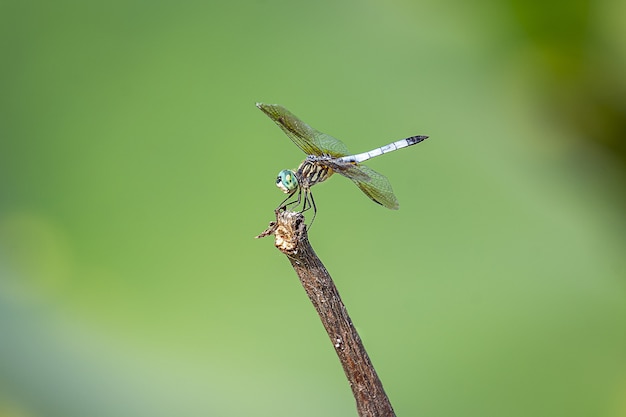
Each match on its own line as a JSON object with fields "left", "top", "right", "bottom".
{"left": 257, "top": 103, "right": 428, "bottom": 223}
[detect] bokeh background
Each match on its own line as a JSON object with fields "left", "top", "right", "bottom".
{"left": 1, "top": 0, "right": 625, "bottom": 416}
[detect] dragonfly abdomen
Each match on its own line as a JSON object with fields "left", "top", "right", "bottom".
{"left": 338, "top": 135, "right": 428, "bottom": 163}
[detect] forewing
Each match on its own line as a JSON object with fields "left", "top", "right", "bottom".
{"left": 313, "top": 131, "right": 350, "bottom": 157}
{"left": 337, "top": 164, "right": 400, "bottom": 210}
{"left": 257, "top": 103, "right": 349, "bottom": 157}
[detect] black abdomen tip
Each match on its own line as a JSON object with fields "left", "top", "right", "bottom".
{"left": 407, "top": 135, "right": 429, "bottom": 145}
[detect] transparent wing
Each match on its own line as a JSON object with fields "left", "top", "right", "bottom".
{"left": 257, "top": 103, "right": 350, "bottom": 157}
{"left": 335, "top": 163, "right": 400, "bottom": 210}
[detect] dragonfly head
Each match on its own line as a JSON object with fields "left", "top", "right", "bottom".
{"left": 276, "top": 169, "right": 299, "bottom": 194}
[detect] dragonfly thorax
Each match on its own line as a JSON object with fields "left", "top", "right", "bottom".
{"left": 276, "top": 169, "right": 299, "bottom": 194}
{"left": 296, "top": 158, "right": 334, "bottom": 189}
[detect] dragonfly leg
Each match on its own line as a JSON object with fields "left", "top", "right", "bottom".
{"left": 275, "top": 190, "right": 300, "bottom": 213}
{"left": 296, "top": 190, "right": 317, "bottom": 230}
{"left": 307, "top": 190, "right": 317, "bottom": 229}
{"left": 292, "top": 189, "right": 303, "bottom": 208}
{"left": 301, "top": 190, "right": 309, "bottom": 213}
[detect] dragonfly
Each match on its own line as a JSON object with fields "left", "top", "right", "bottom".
{"left": 257, "top": 103, "right": 428, "bottom": 222}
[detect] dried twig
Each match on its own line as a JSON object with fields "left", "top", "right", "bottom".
{"left": 257, "top": 211, "right": 396, "bottom": 417}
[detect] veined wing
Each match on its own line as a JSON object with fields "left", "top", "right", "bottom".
{"left": 257, "top": 103, "right": 350, "bottom": 157}
{"left": 335, "top": 163, "right": 400, "bottom": 210}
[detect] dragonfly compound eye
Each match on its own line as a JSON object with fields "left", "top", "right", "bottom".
{"left": 276, "top": 169, "right": 298, "bottom": 193}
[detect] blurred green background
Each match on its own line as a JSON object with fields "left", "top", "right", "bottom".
{"left": 1, "top": 0, "right": 625, "bottom": 416}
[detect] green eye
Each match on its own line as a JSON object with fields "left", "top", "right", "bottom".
{"left": 276, "top": 169, "right": 298, "bottom": 193}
